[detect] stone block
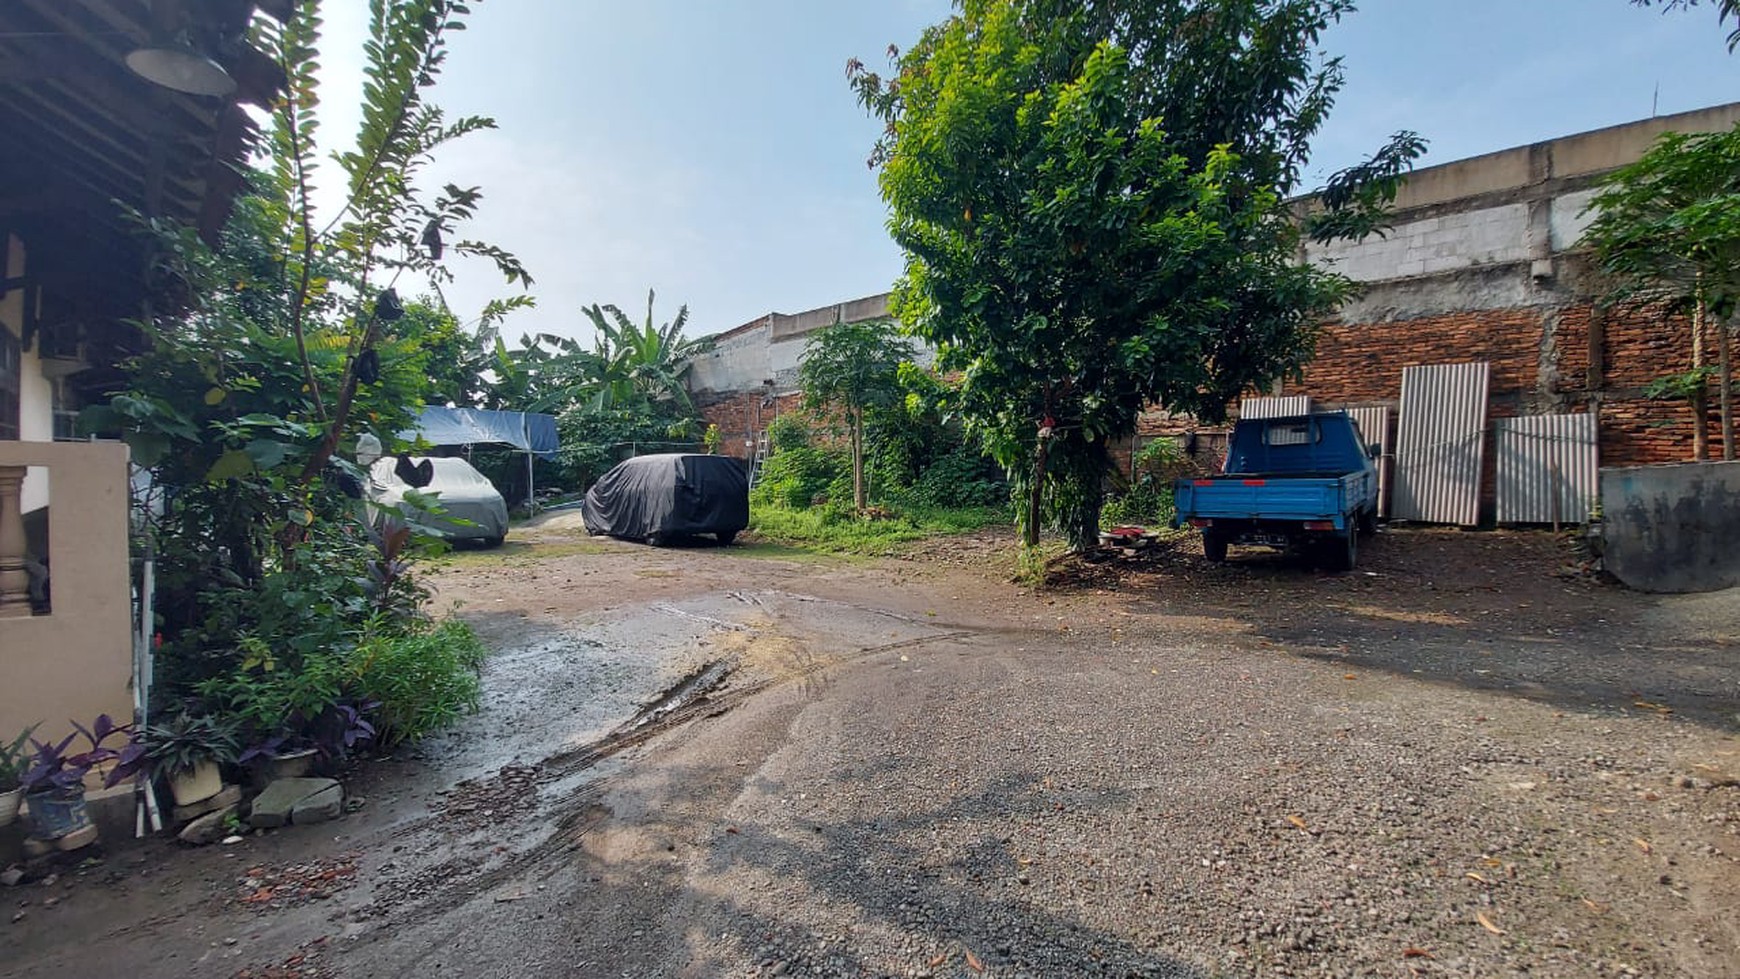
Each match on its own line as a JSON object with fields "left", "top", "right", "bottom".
{"left": 172, "top": 784, "right": 242, "bottom": 825}
{"left": 178, "top": 805, "right": 238, "bottom": 845}
{"left": 248, "top": 778, "right": 341, "bottom": 829}
{"left": 289, "top": 783, "right": 344, "bottom": 826}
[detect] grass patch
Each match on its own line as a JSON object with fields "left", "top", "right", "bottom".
{"left": 747, "top": 504, "right": 1008, "bottom": 556}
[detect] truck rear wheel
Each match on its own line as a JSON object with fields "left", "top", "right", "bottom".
{"left": 1202, "top": 531, "right": 1228, "bottom": 563}
{"left": 1325, "top": 530, "right": 1358, "bottom": 571}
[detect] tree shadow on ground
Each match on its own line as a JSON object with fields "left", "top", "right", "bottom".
{"left": 1062, "top": 527, "right": 1739, "bottom": 731}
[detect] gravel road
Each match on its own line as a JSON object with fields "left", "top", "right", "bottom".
{"left": 5, "top": 524, "right": 1736, "bottom": 979}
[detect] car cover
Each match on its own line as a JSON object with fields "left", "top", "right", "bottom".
{"left": 582, "top": 454, "right": 749, "bottom": 540}
{"left": 369, "top": 456, "right": 510, "bottom": 542}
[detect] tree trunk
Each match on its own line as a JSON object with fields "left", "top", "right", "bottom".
{"left": 1722, "top": 317, "right": 1735, "bottom": 462}
{"left": 851, "top": 408, "right": 866, "bottom": 510}
{"left": 1025, "top": 435, "right": 1050, "bottom": 549}
{"left": 1693, "top": 298, "right": 1709, "bottom": 461}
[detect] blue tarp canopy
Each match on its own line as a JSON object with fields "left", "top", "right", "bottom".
{"left": 409, "top": 407, "right": 559, "bottom": 460}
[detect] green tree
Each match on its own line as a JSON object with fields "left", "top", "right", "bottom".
{"left": 578, "top": 290, "right": 713, "bottom": 414}
{"left": 1633, "top": 0, "right": 1740, "bottom": 50}
{"left": 1581, "top": 125, "right": 1740, "bottom": 460}
{"left": 851, "top": 0, "right": 1421, "bottom": 549}
{"left": 798, "top": 319, "right": 917, "bottom": 509}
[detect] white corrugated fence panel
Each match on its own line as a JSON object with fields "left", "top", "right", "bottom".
{"left": 1392, "top": 363, "right": 1491, "bottom": 526}
{"left": 1240, "top": 396, "right": 1313, "bottom": 420}
{"left": 1495, "top": 413, "right": 1598, "bottom": 524}
{"left": 1344, "top": 406, "right": 1394, "bottom": 518}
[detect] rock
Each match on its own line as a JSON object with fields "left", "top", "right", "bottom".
{"left": 178, "top": 805, "right": 238, "bottom": 845}
{"left": 1, "top": 866, "right": 23, "bottom": 887}
{"left": 248, "top": 778, "right": 341, "bottom": 829}
{"left": 290, "top": 783, "right": 345, "bottom": 825}
{"left": 54, "top": 825, "right": 98, "bottom": 852}
{"left": 220, "top": 835, "right": 244, "bottom": 845}
{"left": 172, "top": 784, "right": 242, "bottom": 825}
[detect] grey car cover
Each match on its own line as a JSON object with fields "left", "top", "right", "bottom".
{"left": 582, "top": 453, "right": 749, "bottom": 541}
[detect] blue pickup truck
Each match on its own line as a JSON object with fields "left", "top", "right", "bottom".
{"left": 1172, "top": 412, "right": 1380, "bottom": 570}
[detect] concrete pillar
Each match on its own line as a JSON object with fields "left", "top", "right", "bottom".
{"left": 0, "top": 465, "right": 29, "bottom": 617}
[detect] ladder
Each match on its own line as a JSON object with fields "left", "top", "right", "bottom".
{"left": 748, "top": 430, "right": 769, "bottom": 489}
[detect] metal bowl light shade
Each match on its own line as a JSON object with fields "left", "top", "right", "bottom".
{"left": 125, "top": 45, "right": 236, "bottom": 97}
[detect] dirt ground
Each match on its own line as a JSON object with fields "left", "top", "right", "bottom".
{"left": 5, "top": 519, "right": 1739, "bottom": 979}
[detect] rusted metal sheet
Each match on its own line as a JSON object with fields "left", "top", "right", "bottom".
{"left": 1495, "top": 413, "right": 1598, "bottom": 525}
{"left": 1344, "top": 406, "right": 1394, "bottom": 518}
{"left": 1239, "top": 395, "right": 1313, "bottom": 420}
{"left": 1392, "top": 363, "right": 1491, "bottom": 526}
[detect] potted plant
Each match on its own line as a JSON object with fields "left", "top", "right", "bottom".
{"left": 20, "top": 715, "right": 137, "bottom": 841}
{"left": 239, "top": 733, "right": 320, "bottom": 784}
{"left": 141, "top": 713, "right": 238, "bottom": 807}
{"left": 0, "top": 724, "right": 39, "bottom": 827}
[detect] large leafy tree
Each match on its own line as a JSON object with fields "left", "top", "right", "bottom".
{"left": 798, "top": 319, "right": 917, "bottom": 509}
{"left": 1581, "top": 125, "right": 1740, "bottom": 460}
{"left": 852, "top": 0, "right": 1421, "bottom": 549}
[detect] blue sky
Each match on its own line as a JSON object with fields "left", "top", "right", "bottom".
{"left": 312, "top": 1, "right": 1738, "bottom": 344}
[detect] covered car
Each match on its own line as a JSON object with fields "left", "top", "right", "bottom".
{"left": 368, "top": 456, "right": 510, "bottom": 546}
{"left": 582, "top": 453, "right": 748, "bottom": 545}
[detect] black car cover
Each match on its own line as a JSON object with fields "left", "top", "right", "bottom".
{"left": 582, "top": 453, "right": 749, "bottom": 541}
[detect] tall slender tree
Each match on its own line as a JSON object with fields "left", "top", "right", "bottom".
{"left": 798, "top": 319, "right": 917, "bottom": 509}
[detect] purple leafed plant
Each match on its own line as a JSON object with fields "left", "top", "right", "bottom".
{"left": 21, "top": 714, "right": 140, "bottom": 794}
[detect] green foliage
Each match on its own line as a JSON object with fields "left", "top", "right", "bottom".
{"left": 0, "top": 724, "right": 39, "bottom": 791}
{"left": 77, "top": 0, "right": 523, "bottom": 759}
{"left": 799, "top": 320, "right": 917, "bottom": 509}
{"left": 1645, "top": 367, "right": 1717, "bottom": 401}
{"left": 752, "top": 442, "right": 851, "bottom": 510}
{"left": 141, "top": 714, "right": 240, "bottom": 778}
{"left": 850, "top": 0, "right": 1421, "bottom": 551}
{"left": 552, "top": 402, "right": 702, "bottom": 490}
{"left": 749, "top": 502, "right": 1007, "bottom": 555}
{"left": 197, "top": 617, "right": 485, "bottom": 752}
{"left": 1582, "top": 124, "right": 1740, "bottom": 316}
{"left": 347, "top": 619, "right": 487, "bottom": 745}
{"left": 1101, "top": 481, "right": 1175, "bottom": 528}
{"left": 767, "top": 412, "right": 814, "bottom": 452}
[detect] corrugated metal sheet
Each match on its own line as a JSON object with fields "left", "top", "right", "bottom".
{"left": 1240, "top": 395, "right": 1313, "bottom": 420}
{"left": 1392, "top": 362, "right": 1491, "bottom": 526}
{"left": 1495, "top": 413, "right": 1598, "bottom": 525}
{"left": 1344, "top": 406, "right": 1394, "bottom": 518}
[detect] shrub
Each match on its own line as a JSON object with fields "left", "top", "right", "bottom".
{"left": 347, "top": 619, "right": 487, "bottom": 745}
{"left": 752, "top": 443, "right": 850, "bottom": 509}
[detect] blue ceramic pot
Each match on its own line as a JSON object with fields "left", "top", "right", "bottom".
{"left": 25, "top": 786, "right": 90, "bottom": 840}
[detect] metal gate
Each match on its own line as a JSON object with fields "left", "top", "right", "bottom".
{"left": 1495, "top": 413, "right": 1598, "bottom": 525}
{"left": 1392, "top": 363, "right": 1491, "bottom": 526}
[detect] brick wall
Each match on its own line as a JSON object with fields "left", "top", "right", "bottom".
{"left": 1285, "top": 301, "right": 1724, "bottom": 467}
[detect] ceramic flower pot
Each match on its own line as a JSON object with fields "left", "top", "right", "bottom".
{"left": 24, "top": 786, "right": 91, "bottom": 841}
{"left": 267, "top": 748, "right": 317, "bottom": 781}
{"left": 0, "top": 785, "right": 24, "bottom": 828}
{"left": 168, "top": 759, "right": 224, "bottom": 807}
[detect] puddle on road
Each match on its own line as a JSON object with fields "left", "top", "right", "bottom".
{"left": 427, "top": 589, "right": 956, "bottom": 783}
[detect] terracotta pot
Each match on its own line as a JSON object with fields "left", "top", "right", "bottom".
{"left": 168, "top": 759, "right": 224, "bottom": 807}
{"left": 24, "top": 786, "right": 91, "bottom": 841}
{"left": 0, "top": 785, "right": 23, "bottom": 828}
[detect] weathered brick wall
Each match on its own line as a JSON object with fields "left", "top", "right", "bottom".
{"left": 1286, "top": 301, "right": 1722, "bottom": 467}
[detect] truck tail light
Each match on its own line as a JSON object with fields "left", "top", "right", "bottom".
{"left": 1192, "top": 480, "right": 1214, "bottom": 487}
{"left": 1303, "top": 521, "right": 1335, "bottom": 531}
{"left": 1241, "top": 479, "right": 1267, "bottom": 487}
{"left": 1189, "top": 518, "right": 1213, "bottom": 529}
